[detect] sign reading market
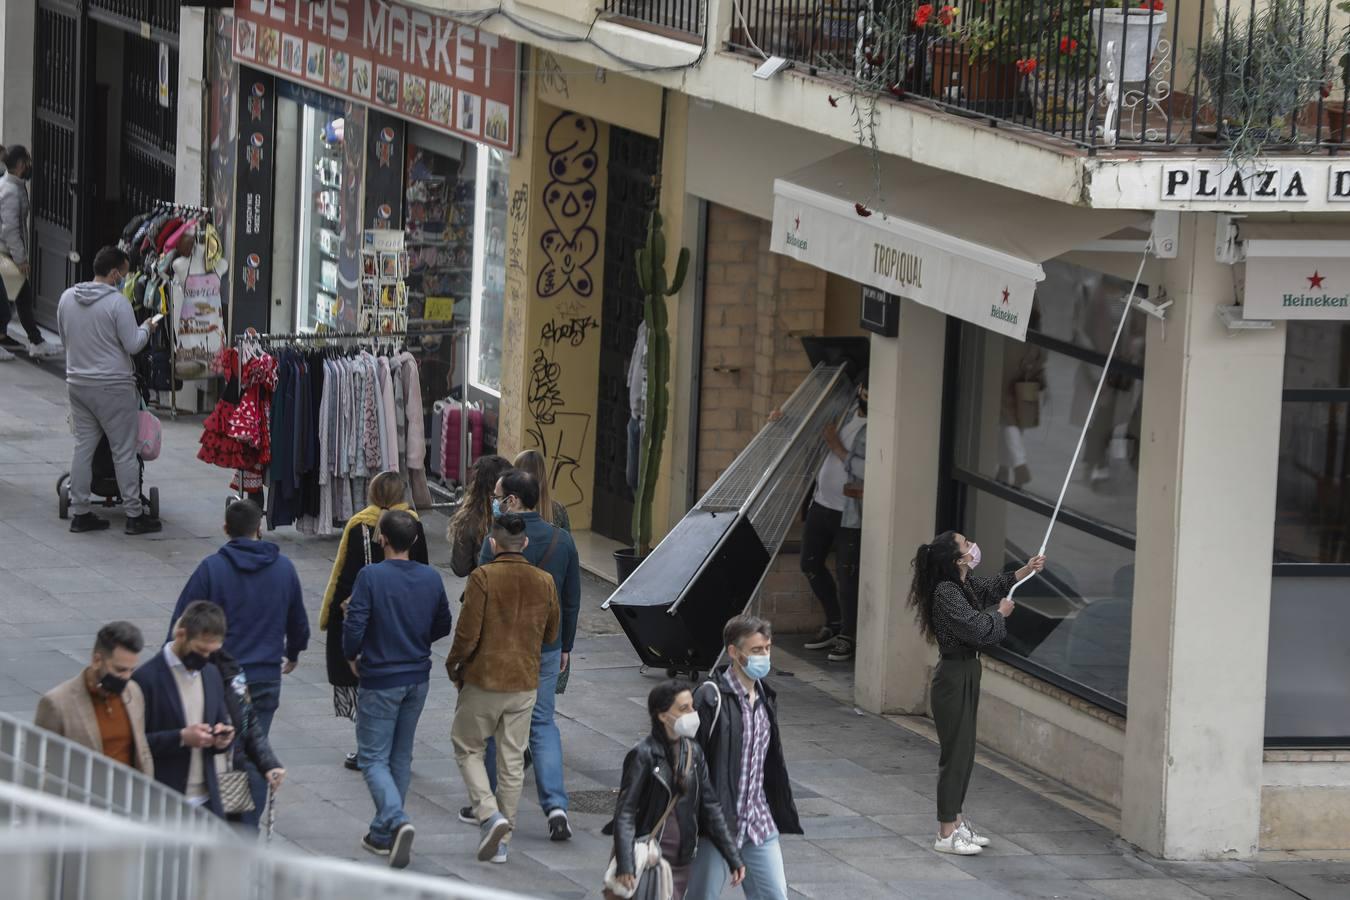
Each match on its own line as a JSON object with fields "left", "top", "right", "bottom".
{"left": 232, "top": 0, "right": 520, "bottom": 152}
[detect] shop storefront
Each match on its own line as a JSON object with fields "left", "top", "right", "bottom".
{"left": 220, "top": 0, "right": 521, "bottom": 469}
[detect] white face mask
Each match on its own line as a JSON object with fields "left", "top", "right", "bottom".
{"left": 671, "top": 711, "right": 700, "bottom": 739}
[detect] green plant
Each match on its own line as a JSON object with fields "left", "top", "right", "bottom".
{"left": 1196, "top": 0, "right": 1346, "bottom": 159}
{"left": 631, "top": 209, "right": 688, "bottom": 555}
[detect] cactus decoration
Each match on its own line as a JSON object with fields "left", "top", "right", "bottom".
{"left": 632, "top": 209, "right": 689, "bottom": 556}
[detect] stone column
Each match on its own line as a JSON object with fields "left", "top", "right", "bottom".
{"left": 855, "top": 298, "right": 949, "bottom": 715}
{"left": 0, "top": 0, "right": 35, "bottom": 148}
{"left": 1121, "top": 213, "right": 1285, "bottom": 859}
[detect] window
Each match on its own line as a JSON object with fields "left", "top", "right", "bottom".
{"left": 1267, "top": 322, "right": 1350, "bottom": 744}
{"left": 946, "top": 260, "right": 1147, "bottom": 713}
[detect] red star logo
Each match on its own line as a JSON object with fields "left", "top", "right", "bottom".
{"left": 1001, "top": 287, "right": 1010, "bottom": 305}
{"left": 1308, "top": 271, "right": 1326, "bottom": 289}
{"left": 794, "top": 215, "right": 800, "bottom": 231}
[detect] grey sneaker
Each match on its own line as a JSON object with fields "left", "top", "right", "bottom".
{"left": 389, "top": 822, "right": 415, "bottom": 869}
{"left": 477, "top": 812, "right": 510, "bottom": 861}
{"left": 803, "top": 626, "right": 838, "bottom": 650}
{"left": 826, "top": 636, "right": 855, "bottom": 662}
{"left": 491, "top": 841, "right": 509, "bottom": 864}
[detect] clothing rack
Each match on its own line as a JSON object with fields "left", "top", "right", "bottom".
{"left": 231, "top": 323, "right": 473, "bottom": 519}
{"left": 152, "top": 199, "right": 213, "bottom": 220}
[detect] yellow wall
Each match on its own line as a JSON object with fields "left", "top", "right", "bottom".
{"left": 499, "top": 49, "right": 689, "bottom": 541}
{"left": 824, "top": 273, "right": 869, "bottom": 338}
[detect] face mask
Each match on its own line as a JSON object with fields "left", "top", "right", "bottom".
{"left": 98, "top": 672, "right": 129, "bottom": 696}
{"left": 491, "top": 498, "right": 504, "bottom": 518}
{"left": 964, "top": 542, "right": 982, "bottom": 571}
{"left": 671, "top": 711, "right": 700, "bottom": 739}
{"left": 741, "top": 653, "right": 771, "bottom": 680}
{"left": 181, "top": 651, "right": 209, "bottom": 672}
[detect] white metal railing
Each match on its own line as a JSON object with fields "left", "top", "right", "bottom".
{"left": 2, "top": 711, "right": 539, "bottom": 899}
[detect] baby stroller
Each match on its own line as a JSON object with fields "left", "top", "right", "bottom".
{"left": 56, "top": 376, "right": 160, "bottom": 521}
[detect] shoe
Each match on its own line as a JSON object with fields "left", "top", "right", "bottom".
{"left": 70, "top": 513, "right": 110, "bottom": 533}
{"left": 477, "top": 812, "right": 510, "bottom": 861}
{"left": 389, "top": 822, "right": 415, "bottom": 869}
{"left": 957, "top": 820, "right": 992, "bottom": 848}
{"left": 0, "top": 346, "right": 13, "bottom": 361}
{"left": 458, "top": 806, "right": 476, "bottom": 825}
{"left": 125, "top": 515, "right": 163, "bottom": 535}
{"left": 547, "top": 809, "right": 572, "bottom": 842}
{"left": 1013, "top": 464, "right": 1032, "bottom": 487}
{"left": 491, "top": 841, "right": 509, "bottom": 864}
{"left": 826, "top": 637, "right": 855, "bottom": 663}
{"left": 1090, "top": 465, "right": 1111, "bottom": 484}
{"left": 803, "top": 626, "right": 838, "bottom": 651}
{"left": 344, "top": 752, "right": 360, "bottom": 771}
{"left": 28, "top": 342, "right": 60, "bottom": 359}
{"left": 934, "top": 831, "right": 983, "bottom": 856}
{"left": 361, "top": 833, "right": 392, "bottom": 856}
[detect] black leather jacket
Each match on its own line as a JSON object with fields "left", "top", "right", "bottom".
{"left": 611, "top": 732, "right": 742, "bottom": 877}
{"left": 694, "top": 669, "right": 803, "bottom": 839}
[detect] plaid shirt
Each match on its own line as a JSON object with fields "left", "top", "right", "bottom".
{"left": 723, "top": 668, "right": 777, "bottom": 846}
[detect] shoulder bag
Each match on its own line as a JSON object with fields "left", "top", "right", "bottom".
{"left": 218, "top": 751, "right": 255, "bottom": 816}
{"left": 602, "top": 740, "right": 692, "bottom": 900}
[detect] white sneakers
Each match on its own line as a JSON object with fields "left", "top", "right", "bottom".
{"left": 933, "top": 820, "right": 992, "bottom": 856}
{"left": 0, "top": 345, "right": 14, "bottom": 361}
{"left": 28, "top": 342, "right": 61, "bottom": 359}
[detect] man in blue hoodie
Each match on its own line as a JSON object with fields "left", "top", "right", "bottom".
{"left": 171, "top": 499, "right": 310, "bottom": 741}
{"left": 57, "top": 245, "right": 161, "bottom": 535}
{"left": 344, "top": 509, "right": 452, "bottom": 869}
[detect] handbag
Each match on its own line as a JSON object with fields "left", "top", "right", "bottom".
{"left": 218, "top": 752, "right": 255, "bottom": 816}
{"left": 602, "top": 741, "right": 692, "bottom": 900}
{"left": 136, "top": 406, "right": 163, "bottom": 461}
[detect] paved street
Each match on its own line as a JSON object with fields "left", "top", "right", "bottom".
{"left": 1, "top": 357, "right": 1346, "bottom": 899}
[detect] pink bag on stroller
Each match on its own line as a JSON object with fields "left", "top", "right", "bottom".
{"left": 137, "top": 410, "right": 162, "bottom": 461}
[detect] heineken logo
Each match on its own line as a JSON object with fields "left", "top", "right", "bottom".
{"left": 1281, "top": 270, "right": 1348, "bottom": 307}
{"left": 990, "top": 304, "right": 1019, "bottom": 325}
{"left": 785, "top": 211, "right": 808, "bottom": 250}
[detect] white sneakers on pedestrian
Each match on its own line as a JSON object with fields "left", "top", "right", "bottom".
{"left": 957, "top": 820, "right": 992, "bottom": 848}
{"left": 27, "top": 341, "right": 61, "bottom": 359}
{"left": 0, "top": 345, "right": 13, "bottom": 361}
{"left": 933, "top": 830, "right": 984, "bottom": 855}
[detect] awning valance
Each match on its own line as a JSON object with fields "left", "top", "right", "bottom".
{"left": 771, "top": 148, "right": 1140, "bottom": 340}
{"left": 1238, "top": 222, "right": 1350, "bottom": 320}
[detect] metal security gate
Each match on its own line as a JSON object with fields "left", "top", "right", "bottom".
{"left": 591, "top": 125, "right": 660, "bottom": 543}
{"left": 118, "top": 33, "right": 178, "bottom": 232}
{"left": 32, "top": 0, "right": 89, "bottom": 329}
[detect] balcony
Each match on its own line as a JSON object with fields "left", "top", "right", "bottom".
{"left": 726, "top": 0, "right": 1350, "bottom": 154}
{"left": 605, "top": 0, "right": 705, "bottom": 40}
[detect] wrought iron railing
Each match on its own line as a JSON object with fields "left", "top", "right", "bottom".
{"left": 726, "top": 0, "right": 1350, "bottom": 151}
{"left": 606, "top": 0, "right": 705, "bottom": 36}
{"left": 89, "top": 0, "right": 179, "bottom": 37}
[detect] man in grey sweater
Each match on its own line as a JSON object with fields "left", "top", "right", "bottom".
{"left": 0, "top": 145, "right": 56, "bottom": 359}
{"left": 57, "top": 246, "right": 162, "bottom": 535}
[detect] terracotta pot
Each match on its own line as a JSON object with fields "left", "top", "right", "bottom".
{"left": 929, "top": 41, "right": 1020, "bottom": 104}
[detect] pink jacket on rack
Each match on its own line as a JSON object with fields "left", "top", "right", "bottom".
{"left": 395, "top": 352, "right": 432, "bottom": 508}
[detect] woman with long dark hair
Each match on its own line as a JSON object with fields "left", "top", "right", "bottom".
{"left": 908, "top": 531, "right": 1045, "bottom": 856}
{"left": 513, "top": 449, "right": 570, "bottom": 531}
{"left": 447, "top": 454, "right": 511, "bottom": 577}
{"left": 607, "top": 680, "right": 744, "bottom": 899}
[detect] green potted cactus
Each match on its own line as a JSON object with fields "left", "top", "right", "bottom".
{"left": 614, "top": 209, "right": 688, "bottom": 584}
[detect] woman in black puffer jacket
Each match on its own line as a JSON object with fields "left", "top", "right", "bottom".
{"left": 608, "top": 681, "right": 744, "bottom": 899}
{"left": 212, "top": 648, "right": 284, "bottom": 830}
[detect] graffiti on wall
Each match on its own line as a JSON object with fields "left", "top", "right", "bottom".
{"left": 536, "top": 113, "right": 598, "bottom": 300}
{"left": 526, "top": 323, "right": 592, "bottom": 510}
{"left": 498, "top": 177, "right": 529, "bottom": 460}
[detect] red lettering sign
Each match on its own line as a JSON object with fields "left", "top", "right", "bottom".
{"left": 231, "top": 0, "right": 518, "bottom": 152}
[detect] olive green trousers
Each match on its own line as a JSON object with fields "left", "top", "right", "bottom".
{"left": 931, "top": 656, "right": 981, "bottom": 823}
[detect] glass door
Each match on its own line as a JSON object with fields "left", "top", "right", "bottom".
{"left": 295, "top": 105, "right": 345, "bottom": 332}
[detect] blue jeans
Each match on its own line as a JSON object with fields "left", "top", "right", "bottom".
{"left": 686, "top": 832, "right": 786, "bottom": 900}
{"left": 239, "top": 679, "right": 281, "bottom": 830}
{"left": 484, "top": 648, "right": 567, "bottom": 813}
{"left": 356, "top": 681, "right": 429, "bottom": 843}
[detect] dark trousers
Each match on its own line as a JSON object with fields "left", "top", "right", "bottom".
{"left": 0, "top": 277, "right": 42, "bottom": 345}
{"left": 931, "top": 656, "right": 981, "bottom": 822}
{"left": 240, "top": 679, "right": 281, "bottom": 829}
{"left": 800, "top": 502, "right": 844, "bottom": 631}
{"left": 836, "top": 527, "right": 861, "bottom": 639}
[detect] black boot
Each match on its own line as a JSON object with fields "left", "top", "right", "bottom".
{"left": 125, "top": 515, "right": 163, "bottom": 535}
{"left": 70, "top": 513, "right": 110, "bottom": 533}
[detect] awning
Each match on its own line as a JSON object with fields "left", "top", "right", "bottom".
{"left": 771, "top": 148, "right": 1140, "bottom": 340}
{"left": 1239, "top": 222, "right": 1350, "bottom": 320}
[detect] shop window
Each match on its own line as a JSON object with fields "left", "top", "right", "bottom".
{"left": 295, "top": 105, "right": 347, "bottom": 332}
{"left": 470, "top": 147, "right": 508, "bottom": 396}
{"left": 947, "top": 260, "right": 1147, "bottom": 713}
{"left": 1268, "top": 323, "right": 1350, "bottom": 745}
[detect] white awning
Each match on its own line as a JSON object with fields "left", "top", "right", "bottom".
{"left": 1238, "top": 222, "right": 1350, "bottom": 320}
{"left": 771, "top": 148, "right": 1141, "bottom": 340}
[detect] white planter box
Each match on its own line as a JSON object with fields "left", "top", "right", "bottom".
{"left": 1092, "top": 8, "right": 1168, "bottom": 83}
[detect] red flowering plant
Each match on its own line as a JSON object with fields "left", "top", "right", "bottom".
{"left": 923, "top": 1, "right": 1100, "bottom": 78}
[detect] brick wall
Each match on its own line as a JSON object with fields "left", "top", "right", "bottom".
{"left": 697, "top": 203, "right": 831, "bottom": 633}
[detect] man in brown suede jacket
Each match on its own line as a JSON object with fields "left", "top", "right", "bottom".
{"left": 447, "top": 512, "right": 560, "bottom": 864}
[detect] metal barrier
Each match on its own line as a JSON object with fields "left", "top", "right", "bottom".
{"left": 605, "top": 0, "right": 705, "bottom": 36}
{"left": 1, "top": 712, "right": 538, "bottom": 899}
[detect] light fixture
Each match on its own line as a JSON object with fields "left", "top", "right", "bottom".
{"left": 753, "top": 56, "right": 790, "bottom": 80}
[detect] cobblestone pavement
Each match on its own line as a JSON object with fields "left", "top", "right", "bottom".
{"left": 2, "top": 358, "right": 1347, "bottom": 899}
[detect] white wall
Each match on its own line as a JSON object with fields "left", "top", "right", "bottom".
{"left": 0, "top": 0, "right": 35, "bottom": 149}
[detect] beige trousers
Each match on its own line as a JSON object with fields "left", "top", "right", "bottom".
{"left": 451, "top": 684, "right": 536, "bottom": 832}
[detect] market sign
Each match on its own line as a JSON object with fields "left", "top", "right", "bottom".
{"left": 1160, "top": 162, "right": 1350, "bottom": 204}
{"left": 231, "top": 0, "right": 519, "bottom": 152}
{"left": 1240, "top": 224, "right": 1350, "bottom": 320}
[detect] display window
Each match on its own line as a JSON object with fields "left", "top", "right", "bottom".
{"left": 295, "top": 106, "right": 348, "bottom": 332}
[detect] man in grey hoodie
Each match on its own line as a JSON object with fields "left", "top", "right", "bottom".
{"left": 0, "top": 145, "right": 56, "bottom": 359}
{"left": 57, "top": 246, "right": 162, "bottom": 535}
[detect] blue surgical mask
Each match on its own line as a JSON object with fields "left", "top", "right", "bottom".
{"left": 742, "top": 653, "right": 771, "bottom": 680}
{"left": 491, "top": 498, "right": 503, "bottom": 518}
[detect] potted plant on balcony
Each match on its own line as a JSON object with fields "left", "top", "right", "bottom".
{"left": 1195, "top": 0, "right": 1346, "bottom": 158}
{"left": 925, "top": 2, "right": 1043, "bottom": 105}
{"left": 1092, "top": 0, "right": 1170, "bottom": 84}
{"left": 614, "top": 209, "right": 688, "bottom": 584}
